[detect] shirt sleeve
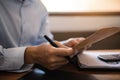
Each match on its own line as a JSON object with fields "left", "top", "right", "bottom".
{"left": 0, "top": 45, "right": 33, "bottom": 72}
{"left": 39, "top": 11, "right": 53, "bottom": 40}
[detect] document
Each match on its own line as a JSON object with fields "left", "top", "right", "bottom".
{"left": 78, "top": 51, "right": 120, "bottom": 68}
{"left": 74, "top": 27, "right": 120, "bottom": 50}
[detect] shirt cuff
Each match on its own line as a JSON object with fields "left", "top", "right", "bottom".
{"left": 9, "top": 64, "right": 34, "bottom": 73}
{"left": 2, "top": 47, "right": 32, "bottom": 72}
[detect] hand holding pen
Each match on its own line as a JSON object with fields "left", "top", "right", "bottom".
{"left": 44, "top": 35, "right": 82, "bottom": 69}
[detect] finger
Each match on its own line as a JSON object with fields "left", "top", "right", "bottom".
{"left": 72, "top": 38, "right": 85, "bottom": 46}
{"left": 65, "top": 38, "right": 85, "bottom": 47}
{"left": 54, "top": 41, "right": 75, "bottom": 56}
{"left": 54, "top": 41, "right": 68, "bottom": 48}
{"left": 75, "top": 38, "right": 85, "bottom": 42}
{"left": 49, "top": 56, "right": 68, "bottom": 63}
{"left": 53, "top": 47, "right": 74, "bottom": 56}
{"left": 66, "top": 39, "right": 79, "bottom": 47}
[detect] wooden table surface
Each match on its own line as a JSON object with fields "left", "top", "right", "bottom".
{"left": 0, "top": 50, "right": 120, "bottom": 80}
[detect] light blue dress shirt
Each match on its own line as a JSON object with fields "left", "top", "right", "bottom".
{"left": 0, "top": 0, "right": 53, "bottom": 72}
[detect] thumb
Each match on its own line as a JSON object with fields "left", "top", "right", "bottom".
{"left": 54, "top": 41, "right": 68, "bottom": 48}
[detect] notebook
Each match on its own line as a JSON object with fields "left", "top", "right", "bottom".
{"left": 73, "top": 27, "right": 120, "bottom": 71}
{"left": 74, "top": 27, "right": 120, "bottom": 50}
{"left": 77, "top": 51, "right": 120, "bottom": 71}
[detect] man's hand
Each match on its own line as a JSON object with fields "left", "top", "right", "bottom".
{"left": 63, "top": 37, "right": 92, "bottom": 57}
{"left": 63, "top": 37, "right": 85, "bottom": 47}
{"left": 24, "top": 42, "right": 74, "bottom": 70}
{"left": 63, "top": 38, "right": 86, "bottom": 53}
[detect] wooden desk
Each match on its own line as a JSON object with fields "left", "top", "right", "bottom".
{"left": 0, "top": 50, "right": 120, "bottom": 80}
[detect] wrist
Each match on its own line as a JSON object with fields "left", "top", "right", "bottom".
{"left": 24, "top": 46, "right": 36, "bottom": 64}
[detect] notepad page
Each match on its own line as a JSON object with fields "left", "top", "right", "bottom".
{"left": 78, "top": 51, "right": 120, "bottom": 67}
{"left": 74, "top": 27, "right": 120, "bottom": 50}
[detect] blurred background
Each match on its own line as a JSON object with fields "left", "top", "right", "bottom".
{"left": 41, "top": 0, "right": 120, "bottom": 50}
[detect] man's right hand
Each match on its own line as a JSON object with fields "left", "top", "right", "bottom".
{"left": 24, "top": 42, "right": 74, "bottom": 70}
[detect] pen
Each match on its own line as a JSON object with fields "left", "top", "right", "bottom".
{"left": 44, "top": 35, "right": 71, "bottom": 60}
{"left": 44, "top": 35, "right": 79, "bottom": 68}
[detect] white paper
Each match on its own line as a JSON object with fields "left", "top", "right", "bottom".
{"left": 78, "top": 51, "right": 120, "bottom": 68}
